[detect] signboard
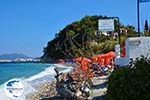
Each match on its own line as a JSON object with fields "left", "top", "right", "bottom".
{"left": 140, "top": 0, "right": 150, "bottom": 3}
{"left": 98, "top": 19, "right": 114, "bottom": 32}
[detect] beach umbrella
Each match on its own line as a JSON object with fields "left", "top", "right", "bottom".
{"left": 91, "top": 54, "right": 105, "bottom": 65}
{"left": 91, "top": 52, "right": 115, "bottom": 66}
{"left": 97, "top": 54, "right": 106, "bottom": 58}
{"left": 91, "top": 54, "right": 105, "bottom": 61}
{"left": 100, "top": 51, "right": 115, "bottom": 66}
{"left": 105, "top": 51, "right": 115, "bottom": 58}
{"left": 74, "top": 57, "right": 92, "bottom": 71}
{"left": 74, "top": 57, "right": 91, "bottom": 63}
{"left": 91, "top": 55, "right": 98, "bottom": 62}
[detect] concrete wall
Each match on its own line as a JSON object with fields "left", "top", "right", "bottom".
{"left": 115, "top": 37, "right": 150, "bottom": 66}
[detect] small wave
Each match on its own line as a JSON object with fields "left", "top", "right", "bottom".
{"left": 25, "top": 65, "right": 56, "bottom": 81}
{"left": 0, "top": 64, "right": 73, "bottom": 100}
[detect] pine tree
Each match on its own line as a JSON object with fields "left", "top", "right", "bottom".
{"left": 144, "top": 20, "right": 149, "bottom": 35}
{"left": 148, "top": 25, "right": 150, "bottom": 36}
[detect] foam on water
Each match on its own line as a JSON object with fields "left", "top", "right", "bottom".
{"left": 0, "top": 64, "right": 73, "bottom": 100}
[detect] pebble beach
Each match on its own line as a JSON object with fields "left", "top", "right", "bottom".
{"left": 26, "top": 73, "right": 109, "bottom": 100}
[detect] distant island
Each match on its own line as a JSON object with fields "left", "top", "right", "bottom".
{"left": 0, "top": 53, "right": 40, "bottom": 62}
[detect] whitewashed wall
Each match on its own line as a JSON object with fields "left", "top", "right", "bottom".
{"left": 115, "top": 37, "right": 150, "bottom": 66}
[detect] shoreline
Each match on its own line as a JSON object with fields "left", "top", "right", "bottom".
{"left": 0, "top": 62, "right": 109, "bottom": 100}
{"left": 25, "top": 63, "right": 109, "bottom": 100}
{"left": 25, "top": 64, "right": 73, "bottom": 100}
{"left": 0, "top": 63, "right": 73, "bottom": 100}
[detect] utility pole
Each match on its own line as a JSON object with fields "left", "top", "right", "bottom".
{"left": 137, "top": 0, "right": 140, "bottom": 37}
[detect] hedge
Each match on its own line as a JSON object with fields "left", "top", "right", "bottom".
{"left": 105, "top": 56, "right": 150, "bottom": 100}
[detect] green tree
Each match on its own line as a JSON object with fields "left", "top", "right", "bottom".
{"left": 41, "top": 15, "right": 137, "bottom": 62}
{"left": 144, "top": 20, "right": 149, "bottom": 36}
{"left": 144, "top": 20, "right": 149, "bottom": 32}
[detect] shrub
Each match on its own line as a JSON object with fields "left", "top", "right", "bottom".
{"left": 105, "top": 56, "right": 150, "bottom": 100}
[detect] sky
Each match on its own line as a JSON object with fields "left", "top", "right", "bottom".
{"left": 0, "top": 0, "right": 150, "bottom": 57}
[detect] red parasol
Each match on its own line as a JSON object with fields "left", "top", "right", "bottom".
{"left": 74, "top": 57, "right": 91, "bottom": 71}
{"left": 74, "top": 57, "right": 91, "bottom": 63}
{"left": 105, "top": 51, "right": 115, "bottom": 58}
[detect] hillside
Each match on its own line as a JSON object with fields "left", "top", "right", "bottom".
{"left": 41, "top": 15, "right": 137, "bottom": 62}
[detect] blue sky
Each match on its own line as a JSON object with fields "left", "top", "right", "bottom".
{"left": 0, "top": 0, "right": 150, "bottom": 57}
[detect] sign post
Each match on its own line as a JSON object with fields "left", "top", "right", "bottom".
{"left": 137, "top": 0, "right": 140, "bottom": 37}
{"left": 98, "top": 17, "right": 120, "bottom": 44}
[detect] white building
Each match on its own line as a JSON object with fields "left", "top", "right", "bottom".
{"left": 115, "top": 37, "right": 150, "bottom": 66}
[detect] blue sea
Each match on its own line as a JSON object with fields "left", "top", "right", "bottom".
{"left": 0, "top": 62, "right": 72, "bottom": 100}
{"left": 0, "top": 63, "right": 51, "bottom": 85}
